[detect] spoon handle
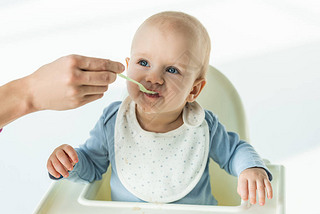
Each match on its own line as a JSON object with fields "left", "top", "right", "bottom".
{"left": 118, "top": 73, "right": 140, "bottom": 85}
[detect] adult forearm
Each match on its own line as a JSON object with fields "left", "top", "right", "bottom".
{"left": 0, "top": 77, "right": 34, "bottom": 128}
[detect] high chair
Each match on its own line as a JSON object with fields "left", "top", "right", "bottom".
{"left": 34, "top": 66, "right": 285, "bottom": 214}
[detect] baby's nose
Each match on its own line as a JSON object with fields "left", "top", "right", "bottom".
{"left": 145, "top": 69, "right": 164, "bottom": 85}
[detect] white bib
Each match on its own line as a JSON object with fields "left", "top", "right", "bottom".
{"left": 114, "top": 97, "right": 209, "bottom": 203}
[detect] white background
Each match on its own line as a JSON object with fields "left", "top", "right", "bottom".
{"left": 0, "top": 0, "right": 319, "bottom": 213}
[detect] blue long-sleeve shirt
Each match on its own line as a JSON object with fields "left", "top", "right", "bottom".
{"left": 51, "top": 101, "right": 272, "bottom": 205}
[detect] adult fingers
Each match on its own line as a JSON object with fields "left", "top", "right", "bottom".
{"left": 248, "top": 180, "right": 257, "bottom": 204}
{"left": 79, "top": 85, "right": 108, "bottom": 96}
{"left": 257, "top": 180, "right": 266, "bottom": 206}
{"left": 70, "top": 55, "right": 125, "bottom": 72}
{"left": 264, "top": 179, "right": 273, "bottom": 199}
{"left": 79, "top": 94, "right": 104, "bottom": 106}
{"left": 79, "top": 71, "right": 118, "bottom": 86}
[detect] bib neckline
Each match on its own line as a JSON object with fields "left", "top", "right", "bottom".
{"left": 128, "top": 97, "right": 205, "bottom": 138}
{"left": 114, "top": 97, "right": 209, "bottom": 203}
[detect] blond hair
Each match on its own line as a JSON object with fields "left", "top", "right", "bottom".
{"left": 133, "top": 11, "right": 211, "bottom": 79}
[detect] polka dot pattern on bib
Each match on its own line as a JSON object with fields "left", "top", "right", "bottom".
{"left": 114, "top": 97, "right": 209, "bottom": 203}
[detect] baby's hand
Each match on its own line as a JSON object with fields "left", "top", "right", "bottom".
{"left": 47, "top": 144, "right": 78, "bottom": 178}
{"left": 237, "top": 167, "right": 273, "bottom": 206}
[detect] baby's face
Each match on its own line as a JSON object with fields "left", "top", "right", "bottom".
{"left": 126, "top": 23, "right": 205, "bottom": 115}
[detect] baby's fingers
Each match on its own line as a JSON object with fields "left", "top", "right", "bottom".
{"left": 50, "top": 155, "right": 69, "bottom": 177}
{"left": 257, "top": 180, "right": 266, "bottom": 206}
{"left": 238, "top": 178, "right": 249, "bottom": 201}
{"left": 63, "top": 145, "right": 78, "bottom": 164}
{"left": 62, "top": 144, "right": 79, "bottom": 167}
{"left": 56, "top": 149, "right": 74, "bottom": 171}
{"left": 248, "top": 180, "right": 257, "bottom": 204}
{"left": 47, "top": 159, "right": 61, "bottom": 178}
{"left": 265, "top": 179, "right": 273, "bottom": 199}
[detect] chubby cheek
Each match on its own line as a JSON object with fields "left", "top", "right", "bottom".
{"left": 164, "top": 91, "right": 188, "bottom": 108}
{"left": 164, "top": 81, "right": 190, "bottom": 103}
{"left": 127, "top": 81, "right": 140, "bottom": 99}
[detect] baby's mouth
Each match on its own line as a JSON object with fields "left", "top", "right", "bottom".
{"left": 145, "top": 93, "right": 160, "bottom": 98}
{"left": 144, "top": 90, "right": 160, "bottom": 98}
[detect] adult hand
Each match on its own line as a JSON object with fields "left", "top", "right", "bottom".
{"left": 0, "top": 54, "right": 124, "bottom": 128}
{"left": 26, "top": 54, "right": 125, "bottom": 111}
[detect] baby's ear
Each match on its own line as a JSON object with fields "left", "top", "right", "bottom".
{"left": 187, "top": 78, "right": 206, "bottom": 102}
{"left": 125, "top": 57, "right": 130, "bottom": 69}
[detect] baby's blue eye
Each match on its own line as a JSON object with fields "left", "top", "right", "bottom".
{"left": 166, "top": 67, "right": 179, "bottom": 74}
{"left": 138, "top": 60, "right": 149, "bottom": 67}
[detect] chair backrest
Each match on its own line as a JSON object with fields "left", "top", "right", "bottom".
{"left": 196, "top": 65, "right": 249, "bottom": 205}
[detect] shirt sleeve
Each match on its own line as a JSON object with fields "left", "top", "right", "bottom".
{"left": 62, "top": 102, "right": 120, "bottom": 183}
{"left": 206, "top": 110, "right": 273, "bottom": 181}
{"left": 64, "top": 111, "right": 109, "bottom": 183}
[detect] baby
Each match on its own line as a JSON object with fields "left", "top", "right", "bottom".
{"left": 47, "top": 11, "right": 273, "bottom": 206}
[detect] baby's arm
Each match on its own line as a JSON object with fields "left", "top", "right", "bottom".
{"left": 237, "top": 167, "right": 273, "bottom": 206}
{"left": 206, "top": 110, "right": 273, "bottom": 205}
{"left": 46, "top": 103, "right": 119, "bottom": 182}
{"left": 47, "top": 142, "right": 109, "bottom": 182}
{"left": 47, "top": 144, "right": 78, "bottom": 178}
